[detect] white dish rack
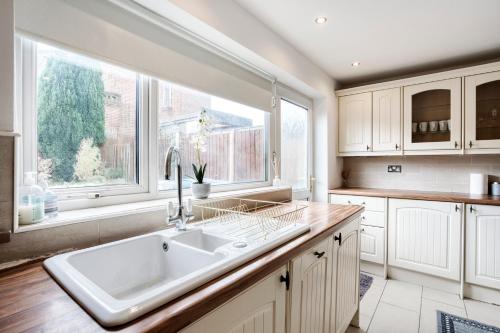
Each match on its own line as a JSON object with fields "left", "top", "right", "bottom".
{"left": 193, "top": 198, "right": 308, "bottom": 242}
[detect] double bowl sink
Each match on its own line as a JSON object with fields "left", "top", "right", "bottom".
{"left": 44, "top": 223, "right": 309, "bottom": 326}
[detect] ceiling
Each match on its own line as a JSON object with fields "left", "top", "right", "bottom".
{"left": 235, "top": 0, "right": 500, "bottom": 86}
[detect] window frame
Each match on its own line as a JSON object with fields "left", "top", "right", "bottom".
{"left": 16, "top": 36, "right": 276, "bottom": 213}
{"left": 276, "top": 85, "right": 313, "bottom": 200}
{"left": 17, "top": 37, "right": 150, "bottom": 210}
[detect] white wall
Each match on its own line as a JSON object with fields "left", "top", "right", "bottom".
{"left": 0, "top": 0, "right": 14, "bottom": 132}
{"left": 146, "top": 0, "right": 342, "bottom": 201}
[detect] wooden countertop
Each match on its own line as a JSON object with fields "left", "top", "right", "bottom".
{"left": 329, "top": 187, "right": 500, "bottom": 206}
{"left": 0, "top": 202, "right": 363, "bottom": 333}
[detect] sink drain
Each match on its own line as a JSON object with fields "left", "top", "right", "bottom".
{"left": 162, "top": 242, "right": 169, "bottom": 252}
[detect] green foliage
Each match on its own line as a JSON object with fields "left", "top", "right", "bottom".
{"left": 192, "top": 163, "right": 207, "bottom": 184}
{"left": 73, "top": 138, "right": 103, "bottom": 182}
{"left": 104, "top": 167, "right": 124, "bottom": 180}
{"left": 37, "top": 58, "right": 105, "bottom": 182}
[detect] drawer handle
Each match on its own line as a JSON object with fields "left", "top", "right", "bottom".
{"left": 469, "top": 141, "right": 473, "bottom": 148}
{"left": 395, "top": 143, "right": 399, "bottom": 150}
{"left": 455, "top": 204, "right": 460, "bottom": 212}
{"left": 279, "top": 271, "right": 290, "bottom": 290}
{"left": 347, "top": 200, "right": 352, "bottom": 204}
{"left": 362, "top": 202, "right": 366, "bottom": 205}
{"left": 334, "top": 233, "right": 342, "bottom": 245}
{"left": 470, "top": 206, "right": 476, "bottom": 214}
{"left": 366, "top": 145, "right": 370, "bottom": 151}
{"left": 362, "top": 216, "right": 366, "bottom": 220}
{"left": 314, "top": 251, "right": 326, "bottom": 258}
{"left": 454, "top": 141, "right": 459, "bottom": 148}
{"left": 361, "top": 228, "right": 365, "bottom": 232}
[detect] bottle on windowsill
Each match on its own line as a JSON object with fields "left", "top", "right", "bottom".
{"left": 18, "top": 172, "right": 45, "bottom": 225}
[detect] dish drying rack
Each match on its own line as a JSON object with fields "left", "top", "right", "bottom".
{"left": 193, "top": 198, "right": 308, "bottom": 242}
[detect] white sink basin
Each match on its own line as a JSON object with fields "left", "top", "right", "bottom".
{"left": 45, "top": 224, "right": 309, "bottom": 326}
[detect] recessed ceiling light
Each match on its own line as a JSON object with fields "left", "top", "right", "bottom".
{"left": 314, "top": 17, "right": 327, "bottom": 24}
{"left": 351, "top": 61, "right": 361, "bottom": 67}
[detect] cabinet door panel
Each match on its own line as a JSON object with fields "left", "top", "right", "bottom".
{"left": 403, "top": 78, "right": 462, "bottom": 151}
{"left": 331, "top": 217, "right": 360, "bottom": 333}
{"left": 465, "top": 71, "right": 500, "bottom": 150}
{"left": 339, "top": 93, "right": 372, "bottom": 152}
{"left": 466, "top": 204, "right": 500, "bottom": 290}
{"left": 181, "top": 266, "right": 287, "bottom": 333}
{"left": 388, "top": 199, "right": 461, "bottom": 280}
{"left": 290, "top": 238, "right": 332, "bottom": 333}
{"left": 373, "top": 88, "right": 401, "bottom": 152}
{"left": 361, "top": 226, "right": 384, "bottom": 264}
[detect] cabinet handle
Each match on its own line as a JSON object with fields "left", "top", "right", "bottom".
{"left": 395, "top": 144, "right": 399, "bottom": 150}
{"left": 361, "top": 228, "right": 365, "bottom": 232}
{"left": 366, "top": 145, "right": 370, "bottom": 151}
{"left": 469, "top": 206, "right": 476, "bottom": 214}
{"left": 455, "top": 204, "right": 460, "bottom": 212}
{"left": 361, "top": 216, "right": 366, "bottom": 220}
{"left": 469, "top": 141, "right": 473, "bottom": 148}
{"left": 347, "top": 200, "right": 352, "bottom": 204}
{"left": 279, "top": 271, "right": 290, "bottom": 290}
{"left": 454, "top": 141, "right": 459, "bottom": 148}
{"left": 334, "top": 233, "right": 342, "bottom": 245}
{"left": 314, "top": 251, "right": 326, "bottom": 258}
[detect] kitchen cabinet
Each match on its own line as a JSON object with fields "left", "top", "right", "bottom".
{"left": 388, "top": 199, "right": 462, "bottom": 280}
{"left": 403, "top": 78, "right": 462, "bottom": 151}
{"left": 373, "top": 88, "right": 402, "bottom": 152}
{"left": 181, "top": 266, "right": 287, "bottom": 333}
{"left": 465, "top": 204, "right": 500, "bottom": 290}
{"left": 331, "top": 217, "right": 361, "bottom": 333}
{"left": 289, "top": 238, "right": 333, "bottom": 333}
{"left": 465, "top": 71, "right": 500, "bottom": 150}
{"left": 338, "top": 92, "right": 372, "bottom": 153}
{"left": 360, "top": 225, "right": 384, "bottom": 264}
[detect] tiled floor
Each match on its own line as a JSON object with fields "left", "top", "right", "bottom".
{"left": 347, "top": 274, "right": 500, "bottom": 333}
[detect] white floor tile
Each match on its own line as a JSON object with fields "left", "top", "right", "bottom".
{"left": 422, "top": 287, "right": 464, "bottom": 309}
{"left": 360, "top": 285, "right": 385, "bottom": 317}
{"left": 363, "top": 273, "right": 387, "bottom": 288}
{"left": 380, "top": 280, "right": 422, "bottom": 312}
{"left": 419, "top": 298, "right": 466, "bottom": 333}
{"left": 368, "top": 302, "right": 419, "bottom": 333}
{"left": 464, "top": 299, "right": 500, "bottom": 328}
{"left": 359, "top": 313, "right": 372, "bottom": 332}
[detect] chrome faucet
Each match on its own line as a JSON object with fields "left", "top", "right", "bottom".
{"left": 165, "top": 146, "right": 192, "bottom": 231}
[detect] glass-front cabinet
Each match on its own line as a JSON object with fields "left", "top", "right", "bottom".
{"left": 465, "top": 71, "right": 500, "bottom": 150}
{"left": 403, "top": 78, "right": 462, "bottom": 151}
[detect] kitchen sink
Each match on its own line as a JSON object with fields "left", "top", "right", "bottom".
{"left": 45, "top": 224, "right": 309, "bottom": 326}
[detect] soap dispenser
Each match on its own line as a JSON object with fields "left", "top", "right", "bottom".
{"left": 18, "top": 172, "right": 45, "bottom": 225}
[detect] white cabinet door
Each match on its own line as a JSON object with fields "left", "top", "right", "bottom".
{"left": 338, "top": 92, "right": 372, "bottom": 153}
{"left": 373, "top": 88, "right": 402, "bottom": 152}
{"left": 465, "top": 71, "right": 500, "bottom": 150}
{"left": 403, "top": 78, "right": 462, "bottom": 151}
{"left": 181, "top": 266, "right": 287, "bottom": 333}
{"left": 466, "top": 204, "right": 500, "bottom": 290}
{"left": 361, "top": 225, "right": 384, "bottom": 264}
{"left": 331, "top": 216, "right": 361, "bottom": 333}
{"left": 388, "top": 199, "right": 462, "bottom": 280}
{"left": 290, "top": 238, "right": 333, "bottom": 333}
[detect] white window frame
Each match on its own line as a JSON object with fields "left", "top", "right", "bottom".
{"left": 17, "top": 37, "right": 150, "bottom": 211}
{"left": 16, "top": 36, "right": 276, "bottom": 213}
{"left": 276, "top": 85, "right": 313, "bottom": 200}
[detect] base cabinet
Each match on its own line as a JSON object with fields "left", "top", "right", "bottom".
{"left": 289, "top": 238, "right": 333, "bottom": 333}
{"left": 180, "top": 266, "right": 287, "bottom": 333}
{"left": 360, "top": 225, "right": 384, "bottom": 264}
{"left": 331, "top": 218, "right": 361, "bottom": 333}
{"left": 388, "top": 199, "right": 462, "bottom": 281}
{"left": 466, "top": 204, "right": 500, "bottom": 290}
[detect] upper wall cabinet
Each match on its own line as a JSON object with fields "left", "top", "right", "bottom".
{"left": 403, "top": 78, "right": 462, "bottom": 151}
{"left": 373, "top": 88, "right": 401, "bottom": 152}
{"left": 338, "top": 92, "right": 372, "bottom": 153}
{"left": 465, "top": 71, "right": 500, "bottom": 150}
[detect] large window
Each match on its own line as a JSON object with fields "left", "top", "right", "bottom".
{"left": 19, "top": 39, "right": 146, "bottom": 200}
{"left": 18, "top": 37, "right": 271, "bottom": 209}
{"left": 280, "top": 98, "right": 310, "bottom": 198}
{"left": 157, "top": 80, "right": 269, "bottom": 191}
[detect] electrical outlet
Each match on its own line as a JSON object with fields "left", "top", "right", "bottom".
{"left": 388, "top": 165, "right": 402, "bottom": 173}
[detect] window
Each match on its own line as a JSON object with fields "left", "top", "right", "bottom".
{"left": 280, "top": 98, "right": 310, "bottom": 197}
{"left": 157, "top": 80, "right": 270, "bottom": 191}
{"left": 19, "top": 38, "right": 148, "bottom": 200}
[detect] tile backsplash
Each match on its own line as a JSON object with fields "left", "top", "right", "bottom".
{"left": 343, "top": 155, "right": 500, "bottom": 193}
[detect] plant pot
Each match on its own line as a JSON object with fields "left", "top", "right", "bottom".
{"left": 192, "top": 182, "right": 211, "bottom": 199}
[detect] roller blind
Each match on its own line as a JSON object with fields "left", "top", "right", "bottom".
{"left": 14, "top": 0, "right": 272, "bottom": 112}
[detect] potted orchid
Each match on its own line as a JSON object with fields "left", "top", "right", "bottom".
{"left": 191, "top": 109, "right": 211, "bottom": 199}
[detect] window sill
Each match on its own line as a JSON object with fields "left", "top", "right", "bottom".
{"left": 15, "top": 186, "right": 291, "bottom": 233}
